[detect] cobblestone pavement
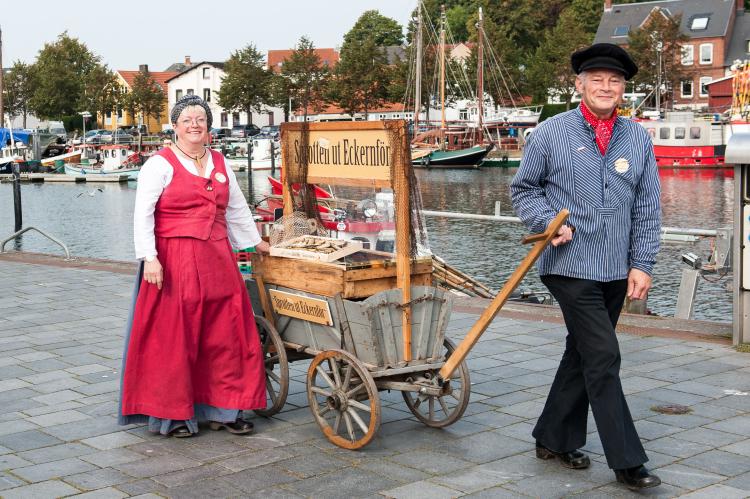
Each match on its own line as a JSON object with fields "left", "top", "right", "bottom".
{"left": 0, "top": 259, "right": 748, "bottom": 498}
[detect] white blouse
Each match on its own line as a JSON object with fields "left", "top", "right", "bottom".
{"left": 133, "top": 151, "right": 262, "bottom": 260}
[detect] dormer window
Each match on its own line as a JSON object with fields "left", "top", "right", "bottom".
{"left": 613, "top": 25, "right": 629, "bottom": 37}
{"left": 691, "top": 16, "right": 709, "bottom": 30}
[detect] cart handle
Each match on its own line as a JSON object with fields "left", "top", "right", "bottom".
{"left": 522, "top": 224, "right": 575, "bottom": 244}
{"left": 438, "top": 209, "right": 570, "bottom": 382}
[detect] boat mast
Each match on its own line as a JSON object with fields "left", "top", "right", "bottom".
{"left": 414, "top": 3, "right": 423, "bottom": 136}
{"left": 476, "top": 7, "right": 484, "bottom": 145}
{"left": 440, "top": 4, "right": 446, "bottom": 147}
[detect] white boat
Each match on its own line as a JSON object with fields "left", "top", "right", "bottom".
{"left": 66, "top": 144, "right": 142, "bottom": 179}
{"left": 40, "top": 150, "right": 82, "bottom": 167}
{"left": 0, "top": 142, "right": 30, "bottom": 172}
{"left": 484, "top": 105, "right": 543, "bottom": 126}
{"left": 63, "top": 162, "right": 140, "bottom": 180}
{"left": 225, "top": 137, "right": 282, "bottom": 171}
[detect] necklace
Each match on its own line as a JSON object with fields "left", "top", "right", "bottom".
{"left": 174, "top": 144, "right": 207, "bottom": 168}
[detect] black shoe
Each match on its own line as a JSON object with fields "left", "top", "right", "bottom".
{"left": 615, "top": 465, "right": 661, "bottom": 490}
{"left": 535, "top": 441, "right": 591, "bottom": 469}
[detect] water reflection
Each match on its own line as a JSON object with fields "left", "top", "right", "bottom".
{"left": 0, "top": 167, "right": 734, "bottom": 322}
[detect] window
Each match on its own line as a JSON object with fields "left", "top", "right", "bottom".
{"left": 105, "top": 111, "right": 112, "bottom": 118}
{"left": 681, "top": 80, "right": 693, "bottom": 98}
{"left": 221, "top": 112, "right": 228, "bottom": 127}
{"left": 203, "top": 67, "right": 210, "bottom": 79}
{"left": 613, "top": 25, "right": 629, "bottom": 37}
{"left": 690, "top": 127, "right": 701, "bottom": 139}
{"left": 176, "top": 89, "right": 183, "bottom": 100}
{"left": 203, "top": 88, "right": 211, "bottom": 102}
{"left": 681, "top": 45, "right": 694, "bottom": 65}
{"left": 699, "top": 43, "right": 713, "bottom": 64}
{"left": 699, "top": 76, "right": 712, "bottom": 96}
{"left": 232, "top": 112, "right": 240, "bottom": 125}
{"left": 691, "top": 16, "right": 709, "bottom": 30}
{"left": 187, "top": 89, "right": 194, "bottom": 95}
{"left": 659, "top": 128, "right": 670, "bottom": 139}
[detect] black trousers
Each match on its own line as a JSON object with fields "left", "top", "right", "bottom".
{"left": 532, "top": 275, "right": 647, "bottom": 470}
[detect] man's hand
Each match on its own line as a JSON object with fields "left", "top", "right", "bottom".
{"left": 255, "top": 240, "right": 270, "bottom": 254}
{"left": 550, "top": 224, "right": 573, "bottom": 247}
{"left": 627, "top": 268, "right": 651, "bottom": 300}
{"left": 144, "top": 258, "right": 163, "bottom": 290}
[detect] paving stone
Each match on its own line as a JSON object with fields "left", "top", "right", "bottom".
{"left": 381, "top": 480, "right": 461, "bottom": 499}
{"left": 722, "top": 439, "right": 750, "bottom": 458}
{"left": 723, "top": 471, "right": 750, "bottom": 491}
{"left": 152, "top": 463, "right": 233, "bottom": 488}
{"left": 67, "top": 486, "right": 128, "bottom": 498}
{"left": 0, "top": 471, "right": 26, "bottom": 491}
{"left": 653, "top": 463, "right": 727, "bottom": 489}
{"left": 81, "top": 431, "right": 144, "bottom": 450}
{"left": 674, "top": 427, "right": 745, "bottom": 447}
{"left": 437, "top": 432, "right": 532, "bottom": 464}
{"left": 219, "top": 463, "right": 299, "bottom": 492}
{"left": 17, "top": 442, "right": 96, "bottom": 465}
{"left": 679, "top": 450, "right": 750, "bottom": 477}
{"left": 284, "top": 467, "right": 399, "bottom": 499}
{"left": 644, "top": 436, "right": 714, "bottom": 459}
{"left": 462, "top": 485, "right": 535, "bottom": 498}
{"left": 31, "top": 389, "right": 84, "bottom": 405}
{"left": 161, "top": 478, "right": 243, "bottom": 498}
{"left": 215, "top": 448, "right": 294, "bottom": 472}
{"left": 12, "top": 457, "right": 97, "bottom": 483}
{"left": 0, "top": 429, "right": 64, "bottom": 452}
{"left": 0, "top": 479, "right": 81, "bottom": 498}
{"left": 63, "top": 468, "right": 133, "bottom": 491}
{"left": 79, "top": 448, "right": 144, "bottom": 467}
{"left": 26, "top": 409, "right": 91, "bottom": 427}
{"left": 113, "top": 454, "right": 201, "bottom": 479}
{"left": 502, "top": 472, "right": 601, "bottom": 498}
{"left": 390, "top": 449, "right": 474, "bottom": 475}
{"left": 111, "top": 478, "right": 168, "bottom": 497}
{"left": 430, "top": 465, "right": 517, "bottom": 493}
{"left": 676, "top": 483, "right": 750, "bottom": 498}
{"left": 705, "top": 415, "right": 750, "bottom": 436}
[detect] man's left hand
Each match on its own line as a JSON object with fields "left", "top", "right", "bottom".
{"left": 627, "top": 268, "right": 651, "bottom": 300}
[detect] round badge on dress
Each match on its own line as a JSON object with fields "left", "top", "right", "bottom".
{"left": 215, "top": 172, "right": 227, "bottom": 183}
{"left": 614, "top": 158, "right": 629, "bottom": 174}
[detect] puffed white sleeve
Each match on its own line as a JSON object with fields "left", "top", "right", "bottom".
{"left": 224, "top": 165, "right": 263, "bottom": 250}
{"left": 133, "top": 155, "right": 172, "bottom": 260}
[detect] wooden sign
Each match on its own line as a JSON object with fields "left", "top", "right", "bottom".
{"left": 269, "top": 289, "right": 334, "bottom": 326}
{"left": 281, "top": 121, "right": 406, "bottom": 188}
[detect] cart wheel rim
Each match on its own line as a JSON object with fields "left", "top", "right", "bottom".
{"left": 254, "top": 316, "right": 289, "bottom": 417}
{"left": 403, "top": 338, "right": 471, "bottom": 427}
{"left": 307, "top": 349, "right": 380, "bottom": 450}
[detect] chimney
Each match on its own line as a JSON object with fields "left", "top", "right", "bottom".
{"left": 138, "top": 64, "right": 148, "bottom": 73}
{"left": 604, "top": 0, "right": 612, "bottom": 12}
{"left": 185, "top": 55, "right": 191, "bottom": 66}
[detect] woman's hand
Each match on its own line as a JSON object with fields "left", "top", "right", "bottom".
{"left": 255, "top": 241, "right": 270, "bottom": 254}
{"left": 144, "top": 258, "right": 164, "bottom": 290}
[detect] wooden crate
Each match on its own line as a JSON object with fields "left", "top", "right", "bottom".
{"left": 251, "top": 252, "right": 433, "bottom": 299}
{"left": 270, "top": 236, "right": 363, "bottom": 263}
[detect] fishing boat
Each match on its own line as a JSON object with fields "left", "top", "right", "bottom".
{"left": 40, "top": 150, "right": 82, "bottom": 167}
{"left": 224, "top": 137, "right": 282, "bottom": 171}
{"left": 65, "top": 145, "right": 141, "bottom": 179}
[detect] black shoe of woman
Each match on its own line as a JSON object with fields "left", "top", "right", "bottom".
{"left": 167, "top": 425, "right": 194, "bottom": 438}
{"left": 209, "top": 417, "right": 254, "bottom": 435}
{"left": 535, "top": 441, "right": 591, "bottom": 469}
{"left": 614, "top": 465, "right": 661, "bottom": 490}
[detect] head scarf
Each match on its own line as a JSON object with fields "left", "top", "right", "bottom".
{"left": 170, "top": 95, "right": 213, "bottom": 129}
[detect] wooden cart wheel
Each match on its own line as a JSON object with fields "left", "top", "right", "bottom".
{"left": 253, "top": 316, "right": 289, "bottom": 417}
{"left": 402, "top": 338, "right": 471, "bottom": 427}
{"left": 306, "top": 349, "right": 381, "bottom": 450}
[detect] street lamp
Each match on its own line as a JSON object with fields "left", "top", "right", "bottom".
{"left": 78, "top": 111, "right": 91, "bottom": 147}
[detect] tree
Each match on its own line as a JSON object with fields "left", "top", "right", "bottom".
{"left": 3, "top": 61, "right": 36, "bottom": 128}
{"left": 526, "top": 7, "right": 593, "bottom": 108}
{"left": 342, "top": 10, "right": 404, "bottom": 48}
{"left": 129, "top": 69, "right": 165, "bottom": 128}
{"left": 81, "top": 65, "right": 119, "bottom": 129}
{"left": 217, "top": 44, "right": 271, "bottom": 125}
{"left": 332, "top": 36, "right": 392, "bottom": 119}
{"left": 627, "top": 10, "right": 691, "bottom": 109}
{"left": 278, "top": 36, "right": 330, "bottom": 121}
{"left": 29, "top": 32, "right": 102, "bottom": 119}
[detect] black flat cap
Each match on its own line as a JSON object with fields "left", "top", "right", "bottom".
{"left": 571, "top": 43, "right": 638, "bottom": 80}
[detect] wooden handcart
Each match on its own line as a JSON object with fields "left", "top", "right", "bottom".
{"left": 245, "top": 121, "right": 569, "bottom": 449}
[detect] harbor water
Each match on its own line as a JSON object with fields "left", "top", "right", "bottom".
{"left": 0, "top": 167, "right": 733, "bottom": 322}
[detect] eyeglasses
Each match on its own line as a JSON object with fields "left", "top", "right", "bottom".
{"left": 178, "top": 117, "right": 207, "bottom": 127}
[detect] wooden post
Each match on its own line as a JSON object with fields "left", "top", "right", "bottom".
{"left": 439, "top": 210, "right": 570, "bottom": 381}
{"left": 395, "top": 128, "right": 412, "bottom": 362}
{"left": 246, "top": 136, "right": 254, "bottom": 201}
{"left": 270, "top": 140, "right": 276, "bottom": 176}
{"left": 12, "top": 162, "right": 22, "bottom": 232}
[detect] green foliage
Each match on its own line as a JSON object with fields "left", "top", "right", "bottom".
{"left": 129, "top": 69, "right": 165, "bottom": 126}
{"left": 539, "top": 103, "right": 570, "bottom": 121}
{"left": 343, "top": 10, "right": 404, "bottom": 48}
{"left": 2, "top": 60, "right": 36, "bottom": 127}
{"left": 29, "top": 32, "right": 103, "bottom": 119}
{"left": 80, "top": 65, "right": 119, "bottom": 129}
{"left": 217, "top": 44, "right": 272, "bottom": 122}
{"left": 526, "top": 7, "right": 593, "bottom": 107}
{"left": 446, "top": 4, "right": 471, "bottom": 42}
{"left": 627, "top": 10, "right": 691, "bottom": 107}
{"left": 278, "top": 36, "right": 331, "bottom": 120}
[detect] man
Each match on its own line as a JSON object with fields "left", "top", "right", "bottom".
{"left": 510, "top": 43, "right": 661, "bottom": 490}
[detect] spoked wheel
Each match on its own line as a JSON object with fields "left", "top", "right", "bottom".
{"left": 253, "top": 316, "right": 289, "bottom": 417}
{"left": 307, "top": 349, "right": 381, "bottom": 449}
{"left": 402, "top": 338, "right": 471, "bottom": 427}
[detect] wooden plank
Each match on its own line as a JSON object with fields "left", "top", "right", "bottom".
{"left": 394, "top": 125, "right": 412, "bottom": 361}
{"left": 253, "top": 275, "right": 275, "bottom": 324}
{"left": 438, "top": 209, "right": 570, "bottom": 381}
{"left": 306, "top": 176, "right": 391, "bottom": 188}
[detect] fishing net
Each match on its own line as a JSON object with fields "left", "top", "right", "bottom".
{"left": 269, "top": 211, "right": 326, "bottom": 247}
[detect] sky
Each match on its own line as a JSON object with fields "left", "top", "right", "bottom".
{"left": 1, "top": 1, "right": 416, "bottom": 71}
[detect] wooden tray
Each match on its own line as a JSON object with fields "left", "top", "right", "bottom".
{"left": 270, "top": 236, "right": 363, "bottom": 263}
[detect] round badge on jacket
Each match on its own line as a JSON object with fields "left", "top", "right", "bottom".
{"left": 215, "top": 172, "right": 227, "bottom": 183}
{"left": 614, "top": 158, "right": 629, "bottom": 173}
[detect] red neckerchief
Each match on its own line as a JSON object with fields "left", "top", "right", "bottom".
{"left": 580, "top": 101, "right": 617, "bottom": 155}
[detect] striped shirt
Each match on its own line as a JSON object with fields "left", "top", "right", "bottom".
{"left": 510, "top": 107, "right": 661, "bottom": 281}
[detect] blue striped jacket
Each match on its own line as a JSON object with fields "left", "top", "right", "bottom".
{"left": 510, "top": 107, "right": 661, "bottom": 281}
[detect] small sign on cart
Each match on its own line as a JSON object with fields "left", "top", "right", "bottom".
{"left": 269, "top": 289, "right": 334, "bottom": 326}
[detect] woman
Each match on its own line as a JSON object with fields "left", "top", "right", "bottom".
{"left": 119, "top": 95, "right": 268, "bottom": 437}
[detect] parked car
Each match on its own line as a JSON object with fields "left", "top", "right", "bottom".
{"left": 231, "top": 124, "right": 261, "bottom": 139}
{"left": 257, "top": 125, "right": 280, "bottom": 139}
{"left": 120, "top": 125, "right": 148, "bottom": 136}
{"left": 100, "top": 129, "right": 134, "bottom": 144}
{"left": 210, "top": 127, "right": 232, "bottom": 140}
{"left": 72, "top": 129, "right": 108, "bottom": 145}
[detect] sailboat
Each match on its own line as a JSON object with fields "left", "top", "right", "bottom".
{"left": 411, "top": 4, "right": 493, "bottom": 169}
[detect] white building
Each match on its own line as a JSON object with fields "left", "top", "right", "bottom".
{"left": 165, "top": 61, "right": 283, "bottom": 130}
